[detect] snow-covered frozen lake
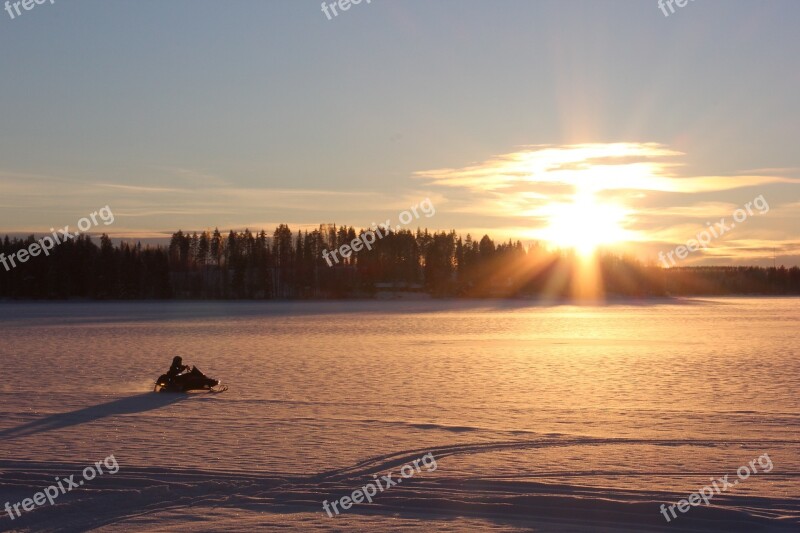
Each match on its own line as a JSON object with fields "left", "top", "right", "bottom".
{"left": 1, "top": 299, "right": 798, "bottom": 531}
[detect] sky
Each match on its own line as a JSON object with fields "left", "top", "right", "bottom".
{"left": 0, "top": 0, "right": 798, "bottom": 266}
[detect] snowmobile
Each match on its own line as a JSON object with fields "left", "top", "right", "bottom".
{"left": 154, "top": 366, "right": 227, "bottom": 393}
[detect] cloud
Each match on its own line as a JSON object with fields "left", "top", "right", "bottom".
{"left": 1, "top": 143, "right": 796, "bottom": 267}
{"left": 97, "top": 183, "right": 184, "bottom": 193}
{"left": 414, "top": 143, "right": 795, "bottom": 194}
{"left": 0, "top": 169, "right": 443, "bottom": 234}
{"left": 410, "top": 143, "right": 799, "bottom": 264}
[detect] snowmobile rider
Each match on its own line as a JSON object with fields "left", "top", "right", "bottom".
{"left": 166, "top": 356, "right": 190, "bottom": 381}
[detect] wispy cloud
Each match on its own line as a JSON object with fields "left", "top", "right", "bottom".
{"left": 414, "top": 143, "right": 795, "bottom": 194}
{"left": 411, "top": 143, "right": 800, "bottom": 263}
{"left": 96, "top": 183, "right": 184, "bottom": 193}
{"left": 2, "top": 144, "right": 797, "bottom": 266}
{"left": 0, "top": 171, "right": 442, "bottom": 234}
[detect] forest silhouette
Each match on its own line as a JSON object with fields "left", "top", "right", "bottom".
{"left": 1, "top": 226, "right": 798, "bottom": 299}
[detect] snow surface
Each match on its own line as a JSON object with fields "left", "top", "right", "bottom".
{"left": 1, "top": 299, "right": 798, "bottom": 531}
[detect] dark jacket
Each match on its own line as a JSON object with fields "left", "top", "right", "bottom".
{"left": 167, "top": 361, "right": 189, "bottom": 379}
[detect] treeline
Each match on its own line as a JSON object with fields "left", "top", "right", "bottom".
{"left": 0, "top": 234, "right": 170, "bottom": 299}
{"left": 1, "top": 227, "right": 799, "bottom": 299}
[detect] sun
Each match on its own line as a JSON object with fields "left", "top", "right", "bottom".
{"left": 540, "top": 191, "right": 629, "bottom": 257}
